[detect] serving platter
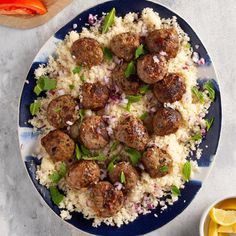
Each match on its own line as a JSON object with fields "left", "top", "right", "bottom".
{"left": 18, "top": 0, "right": 222, "bottom": 235}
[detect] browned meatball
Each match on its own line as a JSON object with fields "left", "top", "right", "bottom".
{"left": 153, "top": 73, "right": 186, "bottom": 103}
{"left": 115, "top": 115, "right": 149, "bottom": 151}
{"left": 71, "top": 37, "right": 103, "bottom": 68}
{"left": 47, "top": 95, "right": 77, "bottom": 129}
{"left": 110, "top": 33, "right": 140, "bottom": 61}
{"left": 145, "top": 28, "right": 179, "bottom": 59}
{"left": 81, "top": 82, "right": 109, "bottom": 110}
{"left": 41, "top": 130, "right": 75, "bottom": 162}
{"left": 79, "top": 116, "right": 109, "bottom": 150}
{"left": 66, "top": 160, "right": 100, "bottom": 189}
{"left": 90, "top": 181, "right": 124, "bottom": 217}
{"left": 109, "top": 162, "right": 139, "bottom": 193}
{"left": 137, "top": 54, "right": 168, "bottom": 84}
{"left": 153, "top": 107, "right": 182, "bottom": 136}
{"left": 112, "top": 63, "right": 140, "bottom": 95}
{"left": 141, "top": 146, "right": 173, "bottom": 178}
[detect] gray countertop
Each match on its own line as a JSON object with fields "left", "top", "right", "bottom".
{"left": 0, "top": 0, "right": 235, "bottom": 235}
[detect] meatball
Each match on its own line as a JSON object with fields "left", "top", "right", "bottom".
{"left": 71, "top": 37, "right": 103, "bottom": 68}
{"left": 112, "top": 63, "right": 140, "bottom": 95}
{"left": 115, "top": 115, "right": 149, "bottom": 151}
{"left": 90, "top": 181, "right": 124, "bottom": 217}
{"left": 79, "top": 116, "right": 109, "bottom": 150}
{"left": 137, "top": 54, "right": 168, "bottom": 84}
{"left": 47, "top": 95, "right": 77, "bottom": 129}
{"left": 153, "top": 107, "right": 182, "bottom": 136}
{"left": 66, "top": 160, "right": 100, "bottom": 189}
{"left": 110, "top": 33, "right": 140, "bottom": 61}
{"left": 141, "top": 146, "right": 173, "bottom": 178}
{"left": 109, "top": 162, "right": 139, "bottom": 193}
{"left": 145, "top": 28, "right": 179, "bottom": 59}
{"left": 153, "top": 73, "right": 186, "bottom": 103}
{"left": 81, "top": 82, "right": 109, "bottom": 110}
{"left": 41, "top": 130, "right": 75, "bottom": 162}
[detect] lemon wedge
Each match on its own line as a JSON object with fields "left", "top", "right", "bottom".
{"left": 218, "top": 223, "right": 236, "bottom": 233}
{"left": 218, "top": 234, "right": 228, "bottom": 236}
{"left": 218, "top": 199, "right": 236, "bottom": 210}
{"left": 210, "top": 208, "right": 236, "bottom": 226}
{"left": 208, "top": 219, "right": 218, "bottom": 236}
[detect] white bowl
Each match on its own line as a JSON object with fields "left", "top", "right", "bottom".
{"left": 199, "top": 195, "right": 236, "bottom": 236}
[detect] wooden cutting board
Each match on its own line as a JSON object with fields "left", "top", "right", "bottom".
{"left": 0, "top": 0, "right": 72, "bottom": 29}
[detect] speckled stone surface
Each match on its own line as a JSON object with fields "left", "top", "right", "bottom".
{"left": 0, "top": 0, "right": 235, "bottom": 235}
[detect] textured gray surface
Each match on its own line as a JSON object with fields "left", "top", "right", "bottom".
{"left": 0, "top": 0, "right": 235, "bottom": 235}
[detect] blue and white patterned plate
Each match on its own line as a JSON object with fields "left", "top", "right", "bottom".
{"left": 18, "top": 0, "right": 222, "bottom": 235}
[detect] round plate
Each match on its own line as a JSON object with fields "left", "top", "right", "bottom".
{"left": 18, "top": 0, "right": 222, "bottom": 235}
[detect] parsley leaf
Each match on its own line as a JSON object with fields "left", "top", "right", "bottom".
{"left": 192, "top": 86, "right": 204, "bottom": 104}
{"left": 126, "top": 95, "right": 142, "bottom": 112}
{"left": 125, "top": 61, "right": 136, "bottom": 78}
{"left": 139, "top": 84, "right": 150, "bottom": 94}
{"left": 107, "top": 155, "right": 118, "bottom": 172}
{"left": 159, "top": 166, "right": 168, "bottom": 172}
{"left": 125, "top": 148, "right": 141, "bottom": 165}
{"left": 80, "top": 75, "right": 86, "bottom": 83}
{"left": 205, "top": 117, "right": 214, "bottom": 131}
{"left": 203, "top": 80, "right": 215, "bottom": 101}
{"left": 140, "top": 112, "right": 148, "bottom": 120}
{"left": 72, "top": 66, "right": 82, "bottom": 74}
{"left": 49, "top": 186, "right": 64, "bottom": 206}
{"left": 102, "top": 8, "right": 116, "bottom": 34}
{"left": 82, "top": 153, "right": 106, "bottom": 161}
{"left": 34, "top": 76, "right": 57, "bottom": 96}
{"left": 103, "top": 47, "right": 113, "bottom": 61}
{"left": 135, "top": 44, "right": 145, "bottom": 59}
{"left": 111, "top": 141, "right": 119, "bottom": 152}
{"left": 69, "top": 84, "right": 75, "bottom": 90}
{"left": 182, "top": 161, "right": 191, "bottom": 181}
{"left": 30, "top": 101, "right": 41, "bottom": 116}
{"left": 79, "top": 109, "right": 85, "bottom": 121}
{"left": 49, "top": 162, "right": 67, "bottom": 184}
{"left": 191, "top": 133, "right": 202, "bottom": 141}
{"left": 80, "top": 145, "right": 91, "bottom": 156}
{"left": 171, "top": 185, "right": 181, "bottom": 197}
{"left": 75, "top": 144, "right": 82, "bottom": 160}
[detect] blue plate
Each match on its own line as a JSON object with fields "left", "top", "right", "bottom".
{"left": 18, "top": 0, "right": 222, "bottom": 235}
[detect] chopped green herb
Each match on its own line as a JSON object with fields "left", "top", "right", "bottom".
{"left": 102, "top": 8, "right": 116, "bottom": 34}
{"left": 79, "top": 109, "right": 85, "bottom": 121}
{"left": 34, "top": 76, "right": 57, "bottom": 96}
{"left": 126, "top": 95, "right": 142, "bottom": 112}
{"left": 171, "top": 185, "right": 181, "bottom": 197}
{"left": 182, "top": 161, "right": 191, "bottom": 181}
{"left": 205, "top": 117, "right": 214, "bottom": 131}
{"left": 72, "top": 66, "right": 82, "bottom": 74}
{"left": 34, "top": 84, "right": 43, "bottom": 96}
{"left": 80, "top": 145, "right": 91, "bottom": 156}
{"left": 75, "top": 144, "right": 82, "bottom": 160}
{"left": 49, "top": 186, "right": 64, "bottom": 206}
{"left": 54, "top": 107, "right": 61, "bottom": 113}
{"left": 82, "top": 154, "right": 106, "bottom": 161}
{"left": 135, "top": 44, "right": 145, "bottom": 59}
{"left": 191, "top": 133, "right": 202, "bottom": 141}
{"left": 125, "top": 61, "right": 136, "bottom": 78}
{"left": 111, "top": 141, "right": 119, "bottom": 152}
{"left": 125, "top": 148, "right": 141, "bottom": 165}
{"left": 69, "top": 84, "right": 75, "bottom": 90}
{"left": 126, "top": 102, "right": 131, "bottom": 112}
{"left": 103, "top": 47, "right": 113, "bottom": 61}
{"left": 185, "top": 42, "right": 191, "bottom": 49}
{"left": 127, "top": 95, "right": 142, "bottom": 103}
{"left": 140, "top": 112, "right": 148, "bottom": 120}
{"left": 49, "top": 172, "right": 61, "bottom": 183}
{"left": 49, "top": 162, "right": 67, "bottom": 184}
{"left": 120, "top": 171, "right": 126, "bottom": 184}
{"left": 159, "top": 166, "right": 168, "bottom": 172}
{"left": 107, "top": 155, "right": 118, "bottom": 172}
{"left": 80, "top": 75, "right": 86, "bottom": 83}
{"left": 203, "top": 80, "right": 215, "bottom": 101}
{"left": 191, "top": 86, "right": 204, "bottom": 104}
{"left": 139, "top": 84, "right": 150, "bottom": 94}
{"left": 30, "top": 101, "right": 41, "bottom": 116}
